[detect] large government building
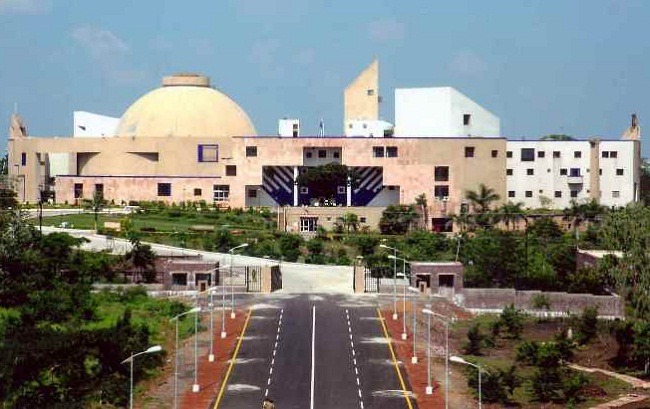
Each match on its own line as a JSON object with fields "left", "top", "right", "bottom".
{"left": 7, "top": 61, "right": 641, "bottom": 232}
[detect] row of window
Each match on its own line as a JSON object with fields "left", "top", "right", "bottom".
{"left": 306, "top": 150, "right": 340, "bottom": 159}
{"left": 373, "top": 146, "right": 399, "bottom": 158}
{"left": 508, "top": 190, "right": 622, "bottom": 199}
{"left": 300, "top": 215, "right": 369, "bottom": 232}
{"left": 463, "top": 147, "right": 499, "bottom": 158}
{"left": 508, "top": 148, "right": 620, "bottom": 161}
{"left": 73, "top": 183, "right": 232, "bottom": 201}
{"left": 506, "top": 168, "right": 625, "bottom": 176}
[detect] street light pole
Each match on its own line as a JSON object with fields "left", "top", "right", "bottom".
{"left": 408, "top": 287, "right": 419, "bottom": 364}
{"left": 170, "top": 306, "right": 201, "bottom": 408}
{"left": 228, "top": 243, "right": 249, "bottom": 319}
{"left": 380, "top": 243, "right": 399, "bottom": 320}
{"left": 389, "top": 254, "right": 409, "bottom": 340}
{"left": 193, "top": 291, "right": 199, "bottom": 392}
{"left": 450, "top": 355, "right": 482, "bottom": 409}
{"left": 121, "top": 345, "right": 162, "bottom": 409}
{"left": 422, "top": 308, "right": 433, "bottom": 395}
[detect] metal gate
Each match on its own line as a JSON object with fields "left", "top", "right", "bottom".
{"left": 364, "top": 267, "right": 380, "bottom": 293}
{"left": 245, "top": 266, "right": 262, "bottom": 292}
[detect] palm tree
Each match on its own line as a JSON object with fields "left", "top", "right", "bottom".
{"left": 563, "top": 199, "right": 606, "bottom": 243}
{"left": 415, "top": 193, "right": 429, "bottom": 230}
{"left": 499, "top": 201, "right": 525, "bottom": 230}
{"left": 465, "top": 184, "right": 500, "bottom": 214}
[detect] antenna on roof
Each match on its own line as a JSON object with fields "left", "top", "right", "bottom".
{"left": 318, "top": 118, "right": 325, "bottom": 137}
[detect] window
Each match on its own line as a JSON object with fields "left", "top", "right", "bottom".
{"left": 318, "top": 150, "right": 327, "bottom": 158}
{"left": 434, "top": 166, "right": 449, "bottom": 182}
{"left": 74, "top": 183, "right": 83, "bottom": 199}
{"left": 373, "top": 146, "right": 385, "bottom": 158}
{"left": 157, "top": 183, "right": 172, "bottom": 197}
{"left": 570, "top": 190, "right": 579, "bottom": 198}
{"left": 508, "top": 191, "right": 515, "bottom": 198}
{"left": 553, "top": 151, "right": 561, "bottom": 158}
{"left": 526, "top": 168, "right": 534, "bottom": 175}
{"left": 569, "top": 168, "right": 580, "bottom": 177}
{"left": 612, "top": 191, "right": 620, "bottom": 198}
{"left": 491, "top": 150, "right": 498, "bottom": 158}
{"left": 574, "top": 151, "right": 582, "bottom": 158}
{"left": 506, "top": 169, "right": 513, "bottom": 176}
{"left": 537, "top": 151, "right": 546, "bottom": 158}
{"left": 300, "top": 217, "right": 318, "bottom": 232}
{"left": 213, "top": 185, "right": 230, "bottom": 202}
{"left": 333, "top": 152, "right": 340, "bottom": 159}
{"left": 599, "top": 168, "right": 602, "bottom": 175}
{"left": 360, "top": 217, "right": 367, "bottom": 223}
{"left": 434, "top": 185, "right": 449, "bottom": 198}
{"left": 248, "top": 189, "right": 257, "bottom": 198}
{"left": 610, "top": 151, "right": 618, "bottom": 158}
{"left": 506, "top": 151, "right": 513, "bottom": 158}
{"left": 463, "top": 114, "right": 471, "bottom": 126}
{"left": 198, "top": 144, "right": 218, "bottom": 162}
{"left": 560, "top": 168, "right": 568, "bottom": 175}
{"left": 21, "top": 152, "right": 26, "bottom": 166}
{"left": 525, "top": 191, "right": 533, "bottom": 198}
{"left": 306, "top": 151, "right": 312, "bottom": 158}
{"left": 94, "top": 184, "right": 104, "bottom": 197}
{"left": 246, "top": 146, "right": 257, "bottom": 157}
{"left": 386, "top": 146, "right": 398, "bottom": 157}
{"left": 367, "top": 89, "right": 375, "bottom": 96}
{"left": 602, "top": 151, "right": 609, "bottom": 158}
{"left": 521, "top": 148, "right": 535, "bottom": 161}
{"left": 337, "top": 186, "right": 346, "bottom": 194}
{"left": 616, "top": 168, "right": 624, "bottom": 176}
{"left": 226, "top": 165, "right": 237, "bottom": 176}
{"left": 554, "top": 191, "right": 562, "bottom": 198}
{"left": 464, "top": 146, "right": 475, "bottom": 158}
{"left": 194, "top": 188, "right": 202, "bottom": 196}
{"left": 299, "top": 186, "right": 308, "bottom": 194}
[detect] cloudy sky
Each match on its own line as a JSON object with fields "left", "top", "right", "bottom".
{"left": 0, "top": 0, "right": 648, "bottom": 154}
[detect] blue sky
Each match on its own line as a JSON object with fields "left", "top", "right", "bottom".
{"left": 0, "top": 0, "right": 648, "bottom": 154}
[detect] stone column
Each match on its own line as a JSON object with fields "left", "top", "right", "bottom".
{"left": 293, "top": 166, "right": 299, "bottom": 206}
{"left": 346, "top": 175, "right": 352, "bottom": 207}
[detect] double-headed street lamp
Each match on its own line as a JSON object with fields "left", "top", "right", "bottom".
{"left": 423, "top": 308, "right": 452, "bottom": 409}
{"left": 450, "top": 355, "right": 482, "bottom": 409}
{"left": 170, "top": 306, "right": 201, "bottom": 408}
{"left": 388, "top": 254, "right": 409, "bottom": 340}
{"left": 205, "top": 265, "right": 231, "bottom": 360}
{"left": 421, "top": 308, "right": 435, "bottom": 395}
{"left": 407, "top": 286, "right": 420, "bottom": 364}
{"left": 380, "top": 243, "right": 399, "bottom": 320}
{"left": 228, "top": 243, "right": 249, "bottom": 319}
{"left": 121, "top": 345, "right": 162, "bottom": 409}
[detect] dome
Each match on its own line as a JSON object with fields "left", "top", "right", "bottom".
{"left": 116, "top": 74, "right": 257, "bottom": 137}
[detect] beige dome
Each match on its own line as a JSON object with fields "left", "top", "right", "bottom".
{"left": 116, "top": 74, "right": 257, "bottom": 137}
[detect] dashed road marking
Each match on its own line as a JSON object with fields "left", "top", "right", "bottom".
{"left": 264, "top": 308, "right": 283, "bottom": 399}
{"left": 346, "top": 309, "right": 364, "bottom": 409}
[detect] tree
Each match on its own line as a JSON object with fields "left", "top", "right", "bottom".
{"left": 414, "top": 193, "right": 429, "bottom": 230}
{"left": 295, "top": 163, "right": 359, "bottom": 204}
{"left": 463, "top": 323, "right": 485, "bottom": 355}
{"left": 499, "top": 304, "right": 524, "bottom": 339}
{"left": 83, "top": 189, "right": 106, "bottom": 232}
{"left": 498, "top": 201, "right": 525, "bottom": 230}
{"left": 340, "top": 212, "right": 359, "bottom": 233}
{"left": 278, "top": 233, "right": 303, "bottom": 262}
{"left": 124, "top": 237, "right": 156, "bottom": 283}
{"left": 379, "top": 205, "right": 418, "bottom": 234}
{"left": 465, "top": 184, "right": 500, "bottom": 228}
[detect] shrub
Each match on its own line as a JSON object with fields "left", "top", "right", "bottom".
{"left": 465, "top": 365, "right": 519, "bottom": 404}
{"left": 499, "top": 304, "right": 524, "bottom": 339}
{"left": 463, "top": 323, "right": 485, "bottom": 355}
{"left": 575, "top": 306, "right": 598, "bottom": 345}
{"left": 515, "top": 340, "right": 539, "bottom": 365}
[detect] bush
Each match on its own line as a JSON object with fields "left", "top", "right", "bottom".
{"left": 575, "top": 306, "right": 598, "bottom": 345}
{"left": 465, "top": 365, "right": 519, "bottom": 404}
{"left": 463, "top": 323, "right": 485, "bottom": 355}
{"left": 499, "top": 304, "right": 524, "bottom": 339}
{"left": 515, "top": 340, "right": 539, "bottom": 365}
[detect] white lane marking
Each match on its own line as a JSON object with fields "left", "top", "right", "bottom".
{"left": 265, "top": 309, "right": 283, "bottom": 399}
{"left": 347, "top": 310, "right": 364, "bottom": 409}
{"left": 311, "top": 305, "right": 316, "bottom": 409}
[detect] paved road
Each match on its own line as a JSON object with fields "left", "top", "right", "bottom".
{"left": 216, "top": 294, "right": 417, "bottom": 409}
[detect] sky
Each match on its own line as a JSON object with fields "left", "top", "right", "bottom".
{"left": 0, "top": 0, "right": 648, "bottom": 155}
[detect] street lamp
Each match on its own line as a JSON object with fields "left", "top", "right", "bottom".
{"left": 388, "top": 254, "right": 409, "bottom": 340}
{"left": 121, "top": 345, "right": 162, "bottom": 409}
{"left": 204, "top": 265, "right": 231, "bottom": 360}
{"left": 407, "top": 287, "right": 420, "bottom": 364}
{"left": 228, "top": 243, "right": 249, "bottom": 319}
{"left": 380, "top": 243, "right": 399, "bottom": 320}
{"left": 422, "top": 308, "right": 435, "bottom": 395}
{"left": 425, "top": 309, "right": 452, "bottom": 409}
{"left": 170, "top": 306, "right": 201, "bottom": 408}
{"left": 450, "top": 355, "right": 482, "bottom": 409}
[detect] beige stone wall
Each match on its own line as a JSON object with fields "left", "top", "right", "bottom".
{"left": 344, "top": 60, "right": 379, "bottom": 126}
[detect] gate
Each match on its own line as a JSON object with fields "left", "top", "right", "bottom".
{"left": 245, "top": 266, "right": 262, "bottom": 292}
{"left": 364, "top": 267, "right": 380, "bottom": 293}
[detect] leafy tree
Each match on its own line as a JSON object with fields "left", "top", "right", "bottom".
{"left": 414, "top": 193, "right": 429, "bottom": 230}
{"left": 296, "top": 163, "right": 359, "bottom": 203}
{"left": 461, "top": 229, "right": 523, "bottom": 288}
{"left": 83, "top": 189, "right": 106, "bottom": 232}
{"left": 305, "top": 238, "right": 325, "bottom": 264}
{"left": 346, "top": 234, "right": 380, "bottom": 257}
{"left": 465, "top": 183, "right": 500, "bottom": 227}
{"left": 124, "top": 237, "right": 156, "bottom": 283}
{"left": 499, "top": 304, "right": 524, "bottom": 339}
{"left": 379, "top": 205, "right": 418, "bottom": 234}
{"left": 278, "top": 233, "right": 303, "bottom": 262}
{"left": 340, "top": 212, "right": 359, "bottom": 233}
{"left": 463, "top": 323, "right": 485, "bottom": 355}
{"left": 632, "top": 320, "right": 650, "bottom": 374}
{"left": 465, "top": 365, "right": 519, "bottom": 404}
{"left": 498, "top": 201, "right": 525, "bottom": 230}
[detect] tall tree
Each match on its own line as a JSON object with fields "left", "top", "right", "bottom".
{"left": 465, "top": 184, "right": 500, "bottom": 228}
{"left": 498, "top": 201, "right": 525, "bottom": 230}
{"left": 414, "top": 193, "right": 429, "bottom": 230}
{"left": 124, "top": 237, "right": 156, "bottom": 283}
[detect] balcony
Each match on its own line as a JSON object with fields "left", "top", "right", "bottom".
{"left": 567, "top": 175, "right": 584, "bottom": 184}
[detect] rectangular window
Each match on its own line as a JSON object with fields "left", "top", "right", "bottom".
{"left": 299, "top": 186, "right": 308, "bottom": 194}
{"left": 526, "top": 168, "right": 534, "bottom": 175}
{"left": 537, "top": 151, "right": 545, "bottom": 158}
{"left": 226, "top": 165, "right": 237, "bottom": 176}
{"left": 367, "top": 89, "right": 375, "bottom": 96}
{"left": 373, "top": 146, "right": 385, "bottom": 158}
{"left": 570, "top": 168, "right": 580, "bottom": 177}
{"left": 306, "top": 151, "right": 312, "bottom": 158}
{"left": 157, "top": 183, "right": 172, "bottom": 197}
{"left": 506, "top": 169, "right": 513, "bottom": 176}
{"left": 248, "top": 189, "right": 257, "bottom": 198}
{"left": 464, "top": 146, "right": 475, "bottom": 158}
{"left": 560, "top": 168, "right": 568, "bottom": 175}
{"left": 74, "top": 183, "right": 83, "bottom": 199}
{"left": 610, "top": 151, "right": 618, "bottom": 158}
{"left": 506, "top": 151, "right": 513, "bottom": 158}
{"left": 570, "top": 190, "right": 579, "bottom": 198}
{"left": 602, "top": 151, "right": 609, "bottom": 158}
{"left": 612, "top": 191, "right": 620, "bottom": 198}
{"left": 574, "top": 151, "right": 582, "bottom": 158}
{"left": 525, "top": 191, "right": 533, "bottom": 198}
{"left": 553, "top": 151, "right": 561, "bottom": 158}
{"left": 360, "top": 217, "right": 367, "bottom": 223}
{"left": 194, "top": 188, "right": 202, "bottom": 196}
{"left": 337, "top": 186, "right": 346, "bottom": 195}
{"left": 21, "top": 152, "right": 26, "bottom": 166}
{"left": 434, "top": 166, "right": 449, "bottom": 182}
{"left": 434, "top": 185, "right": 449, "bottom": 198}
{"left": 521, "top": 148, "right": 535, "bottom": 161}
{"left": 300, "top": 217, "right": 318, "bottom": 232}
{"left": 333, "top": 151, "right": 340, "bottom": 159}
{"left": 554, "top": 191, "right": 562, "bottom": 198}
{"left": 616, "top": 168, "right": 624, "bottom": 176}
{"left": 599, "top": 168, "right": 602, "bottom": 175}
{"left": 213, "top": 185, "right": 230, "bottom": 202}
{"left": 94, "top": 184, "right": 104, "bottom": 197}
{"left": 463, "top": 114, "right": 471, "bottom": 126}
{"left": 246, "top": 146, "right": 257, "bottom": 157}
{"left": 386, "top": 146, "right": 398, "bottom": 158}
{"left": 491, "top": 150, "right": 498, "bottom": 158}
{"left": 318, "top": 150, "right": 327, "bottom": 158}
{"left": 197, "top": 144, "right": 218, "bottom": 162}
{"left": 508, "top": 191, "right": 515, "bottom": 198}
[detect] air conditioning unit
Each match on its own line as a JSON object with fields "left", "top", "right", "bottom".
{"left": 442, "top": 196, "right": 449, "bottom": 202}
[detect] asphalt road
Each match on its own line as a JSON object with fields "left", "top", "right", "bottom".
{"left": 216, "top": 294, "right": 417, "bottom": 409}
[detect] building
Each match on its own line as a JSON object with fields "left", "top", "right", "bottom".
{"left": 6, "top": 61, "right": 640, "bottom": 233}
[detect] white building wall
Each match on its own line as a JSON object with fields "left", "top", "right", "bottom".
{"left": 506, "top": 141, "right": 592, "bottom": 209}
{"left": 394, "top": 87, "right": 500, "bottom": 137}
{"left": 367, "top": 186, "right": 400, "bottom": 206}
{"left": 599, "top": 140, "right": 637, "bottom": 207}
{"left": 344, "top": 120, "right": 394, "bottom": 137}
{"left": 73, "top": 111, "right": 119, "bottom": 137}
{"left": 47, "top": 153, "right": 72, "bottom": 177}
{"left": 278, "top": 119, "right": 300, "bottom": 137}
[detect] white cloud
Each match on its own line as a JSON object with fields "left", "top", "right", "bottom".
{"left": 71, "top": 26, "right": 129, "bottom": 58}
{"left": 367, "top": 18, "right": 405, "bottom": 43}
{"left": 449, "top": 50, "right": 488, "bottom": 77}
{"left": 0, "top": 0, "right": 51, "bottom": 14}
